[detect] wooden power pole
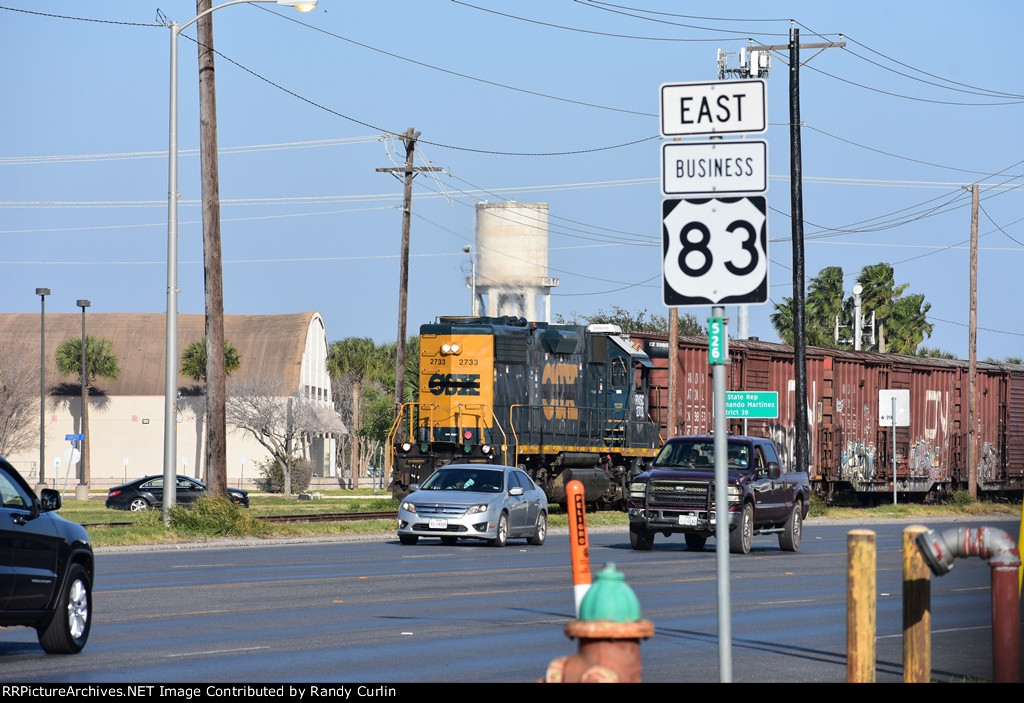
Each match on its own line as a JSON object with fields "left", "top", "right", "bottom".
{"left": 968, "top": 184, "right": 978, "bottom": 499}
{"left": 197, "top": 1, "right": 227, "bottom": 498}
{"left": 377, "top": 128, "right": 441, "bottom": 411}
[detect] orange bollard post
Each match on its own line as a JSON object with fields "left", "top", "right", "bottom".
{"left": 566, "top": 479, "right": 591, "bottom": 617}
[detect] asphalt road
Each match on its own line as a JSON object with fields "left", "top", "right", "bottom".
{"left": 0, "top": 514, "right": 1020, "bottom": 684}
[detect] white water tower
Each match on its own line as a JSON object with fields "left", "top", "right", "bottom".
{"left": 473, "top": 202, "right": 559, "bottom": 321}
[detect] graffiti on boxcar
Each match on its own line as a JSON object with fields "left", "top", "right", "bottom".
{"left": 840, "top": 440, "right": 877, "bottom": 482}
{"left": 979, "top": 441, "right": 1000, "bottom": 481}
{"left": 908, "top": 440, "right": 940, "bottom": 476}
{"left": 680, "top": 369, "right": 709, "bottom": 435}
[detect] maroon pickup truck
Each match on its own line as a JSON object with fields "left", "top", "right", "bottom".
{"left": 627, "top": 434, "right": 810, "bottom": 554}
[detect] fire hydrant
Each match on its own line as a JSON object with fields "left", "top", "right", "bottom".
{"left": 542, "top": 563, "right": 655, "bottom": 683}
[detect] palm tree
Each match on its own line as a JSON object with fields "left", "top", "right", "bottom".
{"left": 180, "top": 338, "right": 241, "bottom": 383}
{"left": 805, "top": 266, "right": 846, "bottom": 347}
{"left": 180, "top": 338, "right": 240, "bottom": 484}
{"left": 55, "top": 335, "right": 120, "bottom": 487}
{"left": 769, "top": 296, "right": 796, "bottom": 345}
{"left": 857, "top": 263, "right": 908, "bottom": 353}
{"left": 885, "top": 294, "right": 934, "bottom": 354}
{"left": 327, "top": 337, "right": 381, "bottom": 482}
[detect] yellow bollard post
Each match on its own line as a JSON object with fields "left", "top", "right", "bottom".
{"left": 847, "top": 529, "right": 876, "bottom": 683}
{"left": 902, "top": 525, "right": 931, "bottom": 683}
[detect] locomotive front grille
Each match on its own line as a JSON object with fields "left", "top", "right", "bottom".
{"left": 648, "top": 479, "right": 711, "bottom": 509}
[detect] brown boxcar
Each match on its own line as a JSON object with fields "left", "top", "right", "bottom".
{"left": 629, "top": 332, "right": 1024, "bottom": 503}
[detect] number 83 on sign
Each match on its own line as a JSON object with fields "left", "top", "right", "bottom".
{"left": 662, "top": 196, "right": 768, "bottom": 307}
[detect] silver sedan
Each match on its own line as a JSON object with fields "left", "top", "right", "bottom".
{"left": 397, "top": 464, "right": 548, "bottom": 547}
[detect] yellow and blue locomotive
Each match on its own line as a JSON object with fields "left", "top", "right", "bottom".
{"left": 388, "top": 315, "right": 663, "bottom": 506}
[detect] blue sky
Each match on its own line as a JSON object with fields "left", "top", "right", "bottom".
{"left": 2, "top": 1, "right": 1021, "bottom": 361}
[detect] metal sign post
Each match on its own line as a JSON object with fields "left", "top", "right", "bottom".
{"left": 879, "top": 389, "right": 910, "bottom": 505}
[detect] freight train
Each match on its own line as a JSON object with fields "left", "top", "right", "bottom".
{"left": 387, "top": 316, "right": 662, "bottom": 506}
{"left": 388, "top": 315, "right": 1024, "bottom": 506}
{"left": 629, "top": 331, "right": 1024, "bottom": 504}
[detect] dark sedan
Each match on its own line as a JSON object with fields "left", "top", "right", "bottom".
{"left": 106, "top": 475, "right": 249, "bottom": 511}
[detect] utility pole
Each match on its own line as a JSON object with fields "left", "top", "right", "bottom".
{"left": 376, "top": 128, "right": 441, "bottom": 410}
{"left": 197, "top": 1, "right": 228, "bottom": 498}
{"left": 968, "top": 184, "right": 978, "bottom": 499}
{"left": 744, "top": 27, "right": 845, "bottom": 475}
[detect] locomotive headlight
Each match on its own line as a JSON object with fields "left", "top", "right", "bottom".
{"left": 401, "top": 442, "right": 412, "bottom": 452}
{"left": 441, "top": 343, "right": 452, "bottom": 354}
{"left": 450, "top": 343, "right": 461, "bottom": 355}
{"left": 481, "top": 444, "right": 492, "bottom": 455}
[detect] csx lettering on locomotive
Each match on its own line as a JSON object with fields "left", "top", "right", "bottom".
{"left": 540, "top": 361, "right": 579, "bottom": 420}
{"left": 427, "top": 373, "right": 481, "bottom": 396}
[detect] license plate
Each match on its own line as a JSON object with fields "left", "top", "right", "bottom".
{"left": 428, "top": 518, "right": 448, "bottom": 529}
{"left": 677, "top": 515, "right": 698, "bottom": 526}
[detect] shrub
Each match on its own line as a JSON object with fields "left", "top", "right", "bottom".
{"left": 254, "top": 455, "right": 314, "bottom": 493}
{"left": 949, "top": 490, "right": 974, "bottom": 508}
{"left": 169, "top": 496, "right": 269, "bottom": 537}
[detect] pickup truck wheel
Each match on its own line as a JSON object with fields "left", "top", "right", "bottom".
{"left": 779, "top": 503, "right": 803, "bottom": 552}
{"left": 629, "top": 524, "right": 654, "bottom": 551}
{"left": 684, "top": 533, "right": 707, "bottom": 551}
{"left": 729, "top": 504, "right": 753, "bottom": 554}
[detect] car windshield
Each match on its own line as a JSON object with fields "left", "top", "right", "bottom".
{"left": 655, "top": 441, "right": 749, "bottom": 469}
{"left": 421, "top": 468, "right": 503, "bottom": 493}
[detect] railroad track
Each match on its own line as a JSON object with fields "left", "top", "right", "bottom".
{"left": 82, "top": 510, "right": 397, "bottom": 528}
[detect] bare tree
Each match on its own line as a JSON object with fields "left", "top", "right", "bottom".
{"left": 225, "top": 376, "right": 347, "bottom": 496}
{"left": 0, "top": 342, "right": 40, "bottom": 457}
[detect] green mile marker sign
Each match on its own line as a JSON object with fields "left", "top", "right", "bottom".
{"left": 724, "top": 391, "right": 779, "bottom": 419}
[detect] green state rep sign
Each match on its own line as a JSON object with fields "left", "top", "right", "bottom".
{"left": 725, "top": 391, "right": 778, "bottom": 419}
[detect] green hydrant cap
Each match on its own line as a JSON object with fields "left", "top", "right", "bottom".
{"left": 578, "top": 562, "right": 642, "bottom": 622}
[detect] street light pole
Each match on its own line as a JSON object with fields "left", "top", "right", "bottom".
{"left": 76, "top": 299, "right": 90, "bottom": 501}
{"left": 161, "top": 0, "right": 318, "bottom": 522}
{"left": 35, "top": 287, "right": 50, "bottom": 492}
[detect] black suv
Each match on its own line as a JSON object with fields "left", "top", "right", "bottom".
{"left": 0, "top": 455, "right": 94, "bottom": 653}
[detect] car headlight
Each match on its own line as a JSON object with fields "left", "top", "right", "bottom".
{"left": 629, "top": 481, "right": 647, "bottom": 497}
{"left": 464, "top": 504, "right": 489, "bottom": 515}
{"left": 401, "top": 501, "right": 417, "bottom": 513}
{"left": 727, "top": 486, "right": 741, "bottom": 502}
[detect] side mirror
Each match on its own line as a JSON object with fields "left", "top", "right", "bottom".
{"left": 39, "top": 488, "right": 62, "bottom": 512}
{"left": 767, "top": 462, "right": 781, "bottom": 480}
{"left": 408, "top": 484, "right": 420, "bottom": 493}
{"left": 509, "top": 486, "right": 524, "bottom": 496}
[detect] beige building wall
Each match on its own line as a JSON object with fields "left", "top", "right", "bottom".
{"left": 2, "top": 311, "right": 346, "bottom": 493}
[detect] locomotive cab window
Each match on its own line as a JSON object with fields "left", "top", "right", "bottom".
{"left": 611, "top": 357, "right": 628, "bottom": 387}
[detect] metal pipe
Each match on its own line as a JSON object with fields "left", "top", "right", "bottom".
{"left": 915, "top": 525, "right": 1021, "bottom": 682}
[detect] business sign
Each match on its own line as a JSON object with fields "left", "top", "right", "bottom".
{"left": 662, "top": 196, "right": 768, "bottom": 306}
{"left": 661, "top": 140, "right": 768, "bottom": 196}
{"left": 660, "top": 79, "right": 767, "bottom": 137}
{"left": 725, "top": 391, "right": 779, "bottom": 419}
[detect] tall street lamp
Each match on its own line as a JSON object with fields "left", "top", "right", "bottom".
{"left": 35, "top": 287, "right": 50, "bottom": 493}
{"left": 76, "top": 299, "right": 90, "bottom": 501}
{"left": 161, "top": 0, "right": 318, "bottom": 520}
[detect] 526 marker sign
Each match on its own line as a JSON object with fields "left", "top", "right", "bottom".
{"left": 662, "top": 196, "right": 768, "bottom": 307}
